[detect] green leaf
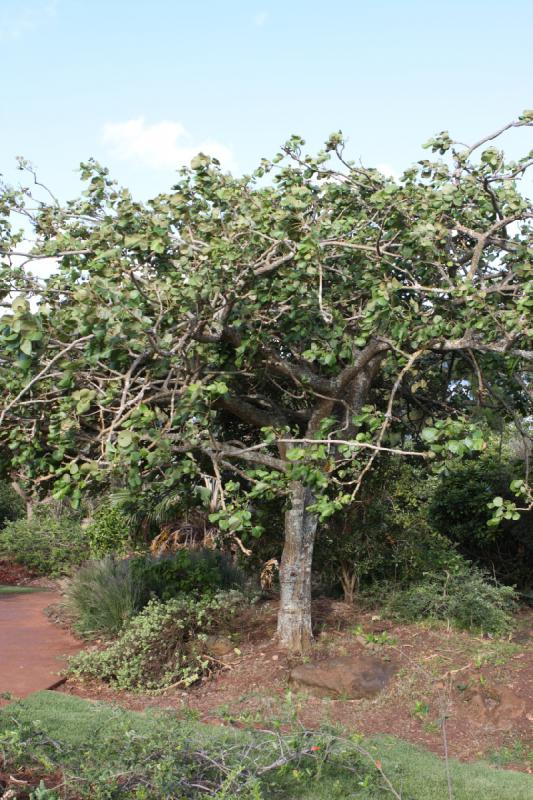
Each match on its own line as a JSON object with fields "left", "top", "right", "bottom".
{"left": 286, "top": 448, "right": 306, "bottom": 461}
{"left": 117, "top": 430, "right": 133, "bottom": 449}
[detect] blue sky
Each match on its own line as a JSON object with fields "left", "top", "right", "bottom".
{"left": 1, "top": 0, "right": 533, "bottom": 201}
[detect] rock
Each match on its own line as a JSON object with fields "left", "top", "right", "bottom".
{"left": 289, "top": 654, "right": 396, "bottom": 699}
{"left": 461, "top": 685, "right": 526, "bottom": 730}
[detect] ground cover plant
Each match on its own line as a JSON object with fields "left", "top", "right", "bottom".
{"left": 69, "top": 589, "right": 245, "bottom": 689}
{"left": 0, "top": 114, "right": 531, "bottom": 651}
{"left": 1, "top": 692, "right": 533, "bottom": 800}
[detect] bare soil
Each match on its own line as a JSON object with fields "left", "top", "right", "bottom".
{"left": 57, "top": 597, "right": 533, "bottom": 773}
{"left": 0, "top": 559, "right": 57, "bottom": 589}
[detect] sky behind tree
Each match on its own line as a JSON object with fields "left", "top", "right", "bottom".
{"left": 1, "top": 0, "right": 532, "bottom": 201}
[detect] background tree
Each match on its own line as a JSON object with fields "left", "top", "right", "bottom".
{"left": 0, "top": 114, "right": 532, "bottom": 650}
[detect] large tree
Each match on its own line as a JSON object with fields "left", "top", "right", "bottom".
{"left": 1, "top": 115, "right": 532, "bottom": 649}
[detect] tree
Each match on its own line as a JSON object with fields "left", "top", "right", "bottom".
{"left": 1, "top": 115, "right": 532, "bottom": 650}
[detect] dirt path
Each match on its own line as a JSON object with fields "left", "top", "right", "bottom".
{"left": 0, "top": 591, "right": 82, "bottom": 707}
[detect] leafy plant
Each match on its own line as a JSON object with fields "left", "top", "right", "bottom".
{"left": 0, "top": 509, "right": 89, "bottom": 576}
{"left": 429, "top": 459, "right": 533, "bottom": 589}
{"left": 130, "top": 548, "right": 245, "bottom": 603}
{"left": 314, "top": 461, "right": 465, "bottom": 599}
{"left": 69, "top": 591, "right": 245, "bottom": 690}
{"left": 0, "top": 480, "right": 24, "bottom": 528}
{"left": 1, "top": 114, "right": 532, "bottom": 650}
{"left": 85, "top": 500, "right": 132, "bottom": 558}
{"left": 383, "top": 566, "right": 517, "bottom": 634}
{"left": 68, "top": 550, "right": 245, "bottom": 638}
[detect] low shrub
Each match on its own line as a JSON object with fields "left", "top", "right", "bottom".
{"left": 69, "top": 590, "right": 244, "bottom": 690}
{"left": 67, "top": 557, "right": 141, "bottom": 637}
{"left": 85, "top": 501, "right": 132, "bottom": 558}
{"left": 0, "top": 509, "right": 90, "bottom": 576}
{"left": 383, "top": 566, "right": 518, "bottom": 634}
{"left": 68, "top": 549, "right": 246, "bottom": 638}
{"left": 130, "top": 548, "right": 245, "bottom": 603}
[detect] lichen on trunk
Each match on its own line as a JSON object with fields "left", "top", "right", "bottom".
{"left": 276, "top": 481, "right": 317, "bottom": 652}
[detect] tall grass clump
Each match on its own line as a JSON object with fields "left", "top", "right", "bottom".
{"left": 67, "top": 556, "right": 141, "bottom": 637}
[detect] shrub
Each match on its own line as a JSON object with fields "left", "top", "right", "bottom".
{"left": 429, "top": 458, "right": 533, "bottom": 589}
{"left": 383, "top": 566, "right": 518, "bottom": 634}
{"left": 0, "top": 481, "right": 25, "bottom": 528}
{"left": 67, "top": 557, "right": 141, "bottom": 637}
{"left": 69, "top": 591, "right": 244, "bottom": 690}
{"left": 130, "top": 548, "right": 244, "bottom": 603}
{"left": 0, "top": 509, "right": 90, "bottom": 576}
{"left": 68, "top": 549, "right": 245, "bottom": 638}
{"left": 314, "top": 460, "right": 464, "bottom": 599}
{"left": 85, "top": 501, "right": 132, "bottom": 558}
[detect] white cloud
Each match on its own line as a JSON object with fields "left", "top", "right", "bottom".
{"left": 0, "top": 0, "right": 57, "bottom": 41}
{"left": 376, "top": 163, "right": 401, "bottom": 180}
{"left": 253, "top": 11, "right": 268, "bottom": 27}
{"left": 101, "top": 118, "right": 236, "bottom": 172}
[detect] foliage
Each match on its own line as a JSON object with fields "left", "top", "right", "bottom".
{"left": 1, "top": 114, "right": 532, "bottom": 646}
{"left": 314, "top": 461, "right": 464, "bottom": 598}
{"left": 0, "top": 480, "right": 24, "bottom": 528}
{"left": 0, "top": 508, "right": 89, "bottom": 576}
{"left": 383, "top": 566, "right": 518, "bottom": 634}
{"left": 85, "top": 500, "right": 132, "bottom": 558}
{"left": 429, "top": 458, "right": 533, "bottom": 589}
{"left": 69, "top": 591, "right": 245, "bottom": 690}
{"left": 68, "top": 550, "right": 245, "bottom": 638}
{"left": 131, "top": 548, "right": 245, "bottom": 603}
{"left": 67, "top": 556, "right": 141, "bottom": 637}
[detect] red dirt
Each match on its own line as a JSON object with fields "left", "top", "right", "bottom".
{"left": 0, "top": 560, "right": 39, "bottom": 586}
{"left": 0, "top": 591, "right": 83, "bottom": 708}
{"left": 58, "top": 599, "right": 533, "bottom": 772}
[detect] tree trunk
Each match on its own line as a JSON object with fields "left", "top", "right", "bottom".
{"left": 276, "top": 481, "right": 318, "bottom": 651}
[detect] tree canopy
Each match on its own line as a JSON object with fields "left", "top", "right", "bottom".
{"left": 1, "top": 113, "right": 532, "bottom": 649}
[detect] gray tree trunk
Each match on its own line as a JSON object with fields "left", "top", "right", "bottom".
{"left": 276, "top": 481, "right": 318, "bottom": 651}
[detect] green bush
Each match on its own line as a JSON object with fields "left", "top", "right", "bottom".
{"left": 67, "top": 557, "right": 141, "bottom": 637}
{"left": 0, "top": 481, "right": 25, "bottom": 528}
{"left": 131, "top": 548, "right": 244, "bottom": 603}
{"left": 429, "top": 458, "right": 533, "bottom": 589}
{"left": 383, "top": 566, "right": 518, "bottom": 634}
{"left": 68, "top": 549, "right": 245, "bottom": 638}
{"left": 69, "top": 591, "right": 244, "bottom": 690}
{"left": 85, "top": 501, "right": 132, "bottom": 558}
{"left": 314, "top": 460, "right": 464, "bottom": 598}
{"left": 0, "top": 509, "right": 90, "bottom": 576}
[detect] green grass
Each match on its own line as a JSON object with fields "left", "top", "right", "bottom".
{"left": 0, "top": 585, "right": 45, "bottom": 595}
{"left": 1, "top": 692, "right": 532, "bottom": 800}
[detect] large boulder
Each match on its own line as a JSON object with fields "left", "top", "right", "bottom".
{"left": 289, "top": 654, "right": 396, "bottom": 699}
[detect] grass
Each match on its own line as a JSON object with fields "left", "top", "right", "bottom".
{"left": 1, "top": 692, "right": 532, "bottom": 799}
{"left": 0, "top": 585, "right": 45, "bottom": 595}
